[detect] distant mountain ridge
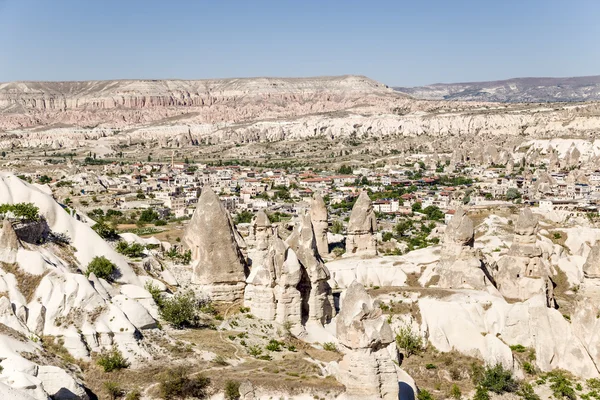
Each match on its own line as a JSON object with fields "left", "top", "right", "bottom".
{"left": 394, "top": 75, "right": 600, "bottom": 102}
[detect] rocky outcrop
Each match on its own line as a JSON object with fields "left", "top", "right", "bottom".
{"left": 0, "top": 219, "right": 20, "bottom": 263}
{"left": 495, "top": 207, "right": 555, "bottom": 306}
{"left": 286, "top": 212, "right": 335, "bottom": 325}
{"left": 310, "top": 194, "right": 329, "bottom": 257}
{"left": 336, "top": 281, "right": 398, "bottom": 399}
{"left": 583, "top": 242, "right": 600, "bottom": 278}
{"left": 437, "top": 208, "right": 493, "bottom": 290}
{"left": 244, "top": 215, "right": 333, "bottom": 328}
{"left": 183, "top": 187, "right": 248, "bottom": 301}
{"left": 345, "top": 192, "right": 377, "bottom": 256}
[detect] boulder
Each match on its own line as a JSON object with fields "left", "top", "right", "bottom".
{"left": 183, "top": 187, "right": 248, "bottom": 301}
{"left": 36, "top": 365, "right": 89, "bottom": 400}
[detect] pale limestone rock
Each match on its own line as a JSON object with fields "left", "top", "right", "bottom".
{"left": 274, "top": 248, "right": 303, "bottom": 326}
{"left": 495, "top": 207, "right": 555, "bottom": 305}
{"left": 336, "top": 281, "right": 398, "bottom": 400}
{"left": 337, "top": 281, "right": 393, "bottom": 348}
{"left": 36, "top": 365, "right": 89, "bottom": 400}
{"left": 0, "top": 219, "right": 20, "bottom": 264}
{"left": 583, "top": 242, "right": 600, "bottom": 278}
{"left": 346, "top": 191, "right": 377, "bottom": 256}
{"left": 286, "top": 212, "right": 335, "bottom": 325}
{"left": 239, "top": 380, "right": 255, "bottom": 400}
{"left": 247, "top": 210, "right": 272, "bottom": 251}
{"left": 310, "top": 194, "right": 329, "bottom": 256}
{"left": 183, "top": 187, "right": 248, "bottom": 301}
{"left": 437, "top": 207, "right": 492, "bottom": 290}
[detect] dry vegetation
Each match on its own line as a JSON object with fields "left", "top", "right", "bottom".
{"left": 1, "top": 262, "right": 47, "bottom": 302}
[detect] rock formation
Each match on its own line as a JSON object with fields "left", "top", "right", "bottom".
{"left": 336, "top": 281, "right": 398, "bottom": 399}
{"left": 346, "top": 191, "right": 377, "bottom": 256}
{"left": 286, "top": 212, "right": 335, "bottom": 325}
{"left": 244, "top": 212, "right": 334, "bottom": 327}
{"left": 246, "top": 210, "right": 272, "bottom": 251}
{"left": 183, "top": 187, "right": 248, "bottom": 301}
{"left": 0, "top": 219, "right": 20, "bottom": 264}
{"left": 495, "top": 207, "right": 555, "bottom": 306}
{"left": 437, "top": 207, "right": 493, "bottom": 290}
{"left": 309, "top": 194, "right": 329, "bottom": 257}
{"left": 583, "top": 242, "right": 600, "bottom": 278}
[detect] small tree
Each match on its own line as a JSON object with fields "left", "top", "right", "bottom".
{"left": 235, "top": 210, "right": 254, "bottom": 224}
{"left": 411, "top": 202, "right": 422, "bottom": 213}
{"left": 92, "top": 221, "right": 119, "bottom": 241}
{"left": 506, "top": 188, "right": 522, "bottom": 201}
{"left": 160, "top": 291, "right": 199, "bottom": 328}
{"left": 86, "top": 256, "right": 116, "bottom": 280}
{"left": 395, "top": 325, "right": 423, "bottom": 357}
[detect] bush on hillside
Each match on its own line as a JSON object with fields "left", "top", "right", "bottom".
{"left": 86, "top": 256, "right": 116, "bottom": 281}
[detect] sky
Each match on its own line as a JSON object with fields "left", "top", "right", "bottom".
{"left": 0, "top": 0, "right": 599, "bottom": 86}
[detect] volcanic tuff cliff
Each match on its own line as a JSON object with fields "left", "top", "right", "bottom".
{"left": 1, "top": 75, "right": 600, "bottom": 149}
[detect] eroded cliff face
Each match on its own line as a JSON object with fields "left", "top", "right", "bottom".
{"left": 2, "top": 75, "right": 600, "bottom": 149}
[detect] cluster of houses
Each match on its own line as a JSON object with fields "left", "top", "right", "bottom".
{"left": 17, "top": 154, "right": 600, "bottom": 222}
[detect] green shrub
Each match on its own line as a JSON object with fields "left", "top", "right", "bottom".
{"left": 395, "top": 325, "right": 423, "bottom": 357}
{"left": 587, "top": 378, "right": 600, "bottom": 391}
{"left": 266, "top": 340, "right": 283, "bottom": 352}
{"left": 425, "top": 363, "right": 437, "bottom": 369}
{"left": 546, "top": 370, "right": 576, "bottom": 400}
{"left": 517, "top": 383, "right": 540, "bottom": 400}
{"left": 322, "top": 342, "right": 337, "bottom": 352}
{"left": 159, "top": 291, "right": 199, "bottom": 329}
{"left": 144, "top": 282, "right": 164, "bottom": 308}
{"left": 510, "top": 344, "right": 527, "bottom": 353}
{"left": 473, "top": 386, "right": 490, "bottom": 400}
{"left": 116, "top": 241, "right": 146, "bottom": 258}
{"left": 86, "top": 256, "right": 116, "bottom": 281}
{"left": 97, "top": 348, "right": 130, "bottom": 372}
{"left": 224, "top": 380, "right": 241, "bottom": 400}
{"left": 159, "top": 366, "right": 210, "bottom": 399}
{"left": 450, "top": 383, "right": 461, "bottom": 399}
{"left": 248, "top": 345, "right": 262, "bottom": 357}
{"left": 235, "top": 210, "right": 254, "bottom": 224}
{"left": 417, "top": 389, "right": 435, "bottom": 400}
{"left": 92, "top": 221, "right": 119, "bottom": 240}
{"left": 523, "top": 362, "right": 536, "bottom": 375}
{"left": 477, "top": 364, "right": 518, "bottom": 394}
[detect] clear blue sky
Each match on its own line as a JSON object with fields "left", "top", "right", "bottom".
{"left": 1, "top": 0, "right": 598, "bottom": 86}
